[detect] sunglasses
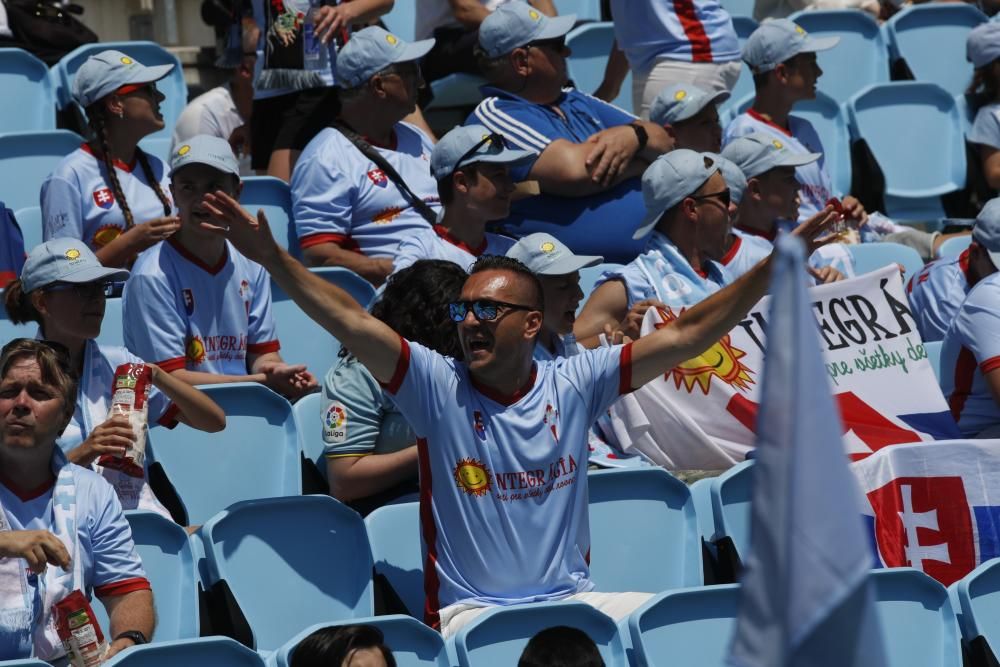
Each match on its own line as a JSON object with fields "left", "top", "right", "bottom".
{"left": 115, "top": 82, "right": 157, "bottom": 97}
{"left": 449, "top": 299, "right": 535, "bottom": 323}
{"left": 451, "top": 132, "right": 507, "bottom": 176}
{"left": 527, "top": 36, "right": 567, "bottom": 52}
{"left": 44, "top": 281, "right": 117, "bottom": 299}
{"left": 689, "top": 188, "right": 731, "bottom": 208}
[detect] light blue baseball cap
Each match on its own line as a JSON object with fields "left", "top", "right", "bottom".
{"left": 632, "top": 150, "right": 720, "bottom": 240}
{"left": 336, "top": 26, "right": 434, "bottom": 88}
{"left": 21, "top": 239, "right": 129, "bottom": 293}
{"left": 506, "top": 233, "right": 602, "bottom": 275}
{"left": 649, "top": 83, "right": 729, "bottom": 127}
{"left": 169, "top": 135, "right": 240, "bottom": 177}
{"left": 973, "top": 197, "right": 1000, "bottom": 268}
{"left": 73, "top": 50, "right": 174, "bottom": 108}
{"left": 430, "top": 125, "right": 535, "bottom": 180}
{"left": 478, "top": 1, "right": 576, "bottom": 58}
{"left": 742, "top": 19, "right": 840, "bottom": 74}
{"left": 967, "top": 22, "right": 1000, "bottom": 68}
{"left": 707, "top": 153, "right": 748, "bottom": 205}
{"left": 721, "top": 132, "right": 819, "bottom": 179}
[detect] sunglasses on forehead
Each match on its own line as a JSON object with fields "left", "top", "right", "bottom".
{"left": 449, "top": 299, "right": 535, "bottom": 323}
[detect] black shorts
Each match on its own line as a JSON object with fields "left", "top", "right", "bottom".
{"left": 250, "top": 87, "right": 340, "bottom": 170}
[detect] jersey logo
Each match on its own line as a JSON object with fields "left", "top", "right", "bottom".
{"left": 92, "top": 224, "right": 123, "bottom": 249}
{"left": 182, "top": 289, "right": 195, "bottom": 315}
{"left": 186, "top": 335, "right": 206, "bottom": 365}
{"left": 544, "top": 404, "right": 560, "bottom": 443}
{"left": 454, "top": 458, "right": 491, "bottom": 497}
{"left": 372, "top": 207, "right": 404, "bottom": 225}
{"left": 473, "top": 410, "right": 486, "bottom": 440}
{"left": 323, "top": 402, "right": 347, "bottom": 443}
{"left": 93, "top": 187, "right": 115, "bottom": 209}
{"left": 367, "top": 169, "right": 388, "bottom": 187}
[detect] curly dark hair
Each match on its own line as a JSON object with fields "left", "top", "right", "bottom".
{"left": 469, "top": 254, "right": 544, "bottom": 311}
{"left": 367, "top": 259, "right": 466, "bottom": 359}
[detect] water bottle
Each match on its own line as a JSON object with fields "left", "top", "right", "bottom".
{"left": 302, "top": 0, "right": 329, "bottom": 73}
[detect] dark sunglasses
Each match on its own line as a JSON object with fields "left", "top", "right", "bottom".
{"left": 449, "top": 299, "right": 535, "bottom": 323}
{"left": 527, "top": 36, "right": 567, "bottom": 52}
{"left": 451, "top": 132, "right": 507, "bottom": 176}
{"left": 44, "top": 281, "right": 117, "bottom": 299}
{"left": 115, "top": 82, "right": 157, "bottom": 97}
{"left": 689, "top": 188, "right": 731, "bottom": 208}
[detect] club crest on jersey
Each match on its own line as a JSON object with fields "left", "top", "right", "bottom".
{"left": 367, "top": 169, "right": 388, "bottom": 187}
{"left": 473, "top": 410, "right": 486, "bottom": 440}
{"left": 93, "top": 187, "right": 115, "bottom": 209}
{"left": 453, "top": 458, "right": 491, "bottom": 497}
{"left": 182, "top": 288, "right": 195, "bottom": 315}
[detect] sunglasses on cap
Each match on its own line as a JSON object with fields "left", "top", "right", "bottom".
{"left": 451, "top": 132, "right": 508, "bottom": 177}
{"left": 449, "top": 299, "right": 535, "bottom": 323}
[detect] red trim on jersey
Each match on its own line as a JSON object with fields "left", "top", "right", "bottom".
{"left": 981, "top": 356, "right": 1000, "bottom": 375}
{"left": 959, "top": 248, "right": 974, "bottom": 285}
{"left": 720, "top": 234, "right": 742, "bottom": 266}
{"left": 416, "top": 437, "right": 442, "bottom": 629}
{"left": 471, "top": 366, "right": 537, "bottom": 406}
{"left": 168, "top": 237, "right": 228, "bottom": 275}
{"left": 949, "top": 346, "right": 978, "bottom": 421}
{"left": 0, "top": 472, "right": 55, "bottom": 501}
{"left": 156, "top": 402, "right": 181, "bottom": 428}
{"left": 672, "top": 0, "right": 713, "bottom": 62}
{"left": 746, "top": 109, "right": 792, "bottom": 137}
{"left": 381, "top": 336, "right": 411, "bottom": 395}
{"left": 80, "top": 142, "right": 137, "bottom": 173}
{"left": 694, "top": 266, "right": 708, "bottom": 278}
{"left": 299, "top": 232, "right": 364, "bottom": 253}
{"left": 95, "top": 577, "right": 151, "bottom": 599}
{"left": 433, "top": 225, "right": 488, "bottom": 256}
{"left": 736, "top": 223, "right": 777, "bottom": 242}
{"left": 155, "top": 356, "right": 187, "bottom": 372}
{"left": 0, "top": 271, "right": 16, "bottom": 288}
{"left": 247, "top": 340, "right": 281, "bottom": 355}
{"left": 619, "top": 342, "right": 634, "bottom": 395}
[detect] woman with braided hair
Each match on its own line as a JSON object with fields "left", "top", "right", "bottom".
{"left": 41, "top": 50, "right": 181, "bottom": 267}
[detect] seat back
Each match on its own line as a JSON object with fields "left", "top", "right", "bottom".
{"left": 628, "top": 585, "right": 740, "bottom": 667}
{"left": 936, "top": 235, "right": 971, "bottom": 260}
{"left": 559, "top": 0, "right": 603, "bottom": 20}
{"left": 566, "top": 23, "right": 632, "bottom": 113}
{"left": 871, "top": 568, "right": 963, "bottom": 667}
{"left": 790, "top": 10, "right": 888, "bottom": 101}
{"left": 719, "top": 0, "right": 755, "bottom": 19}
{"left": 885, "top": 4, "right": 987, "bottom": 97}
{"left": 718, "top": 18, "right": 758, "bottom": 122}
{"left": 0, "top": 48, "right": 56, "bottom": 132}
{"left": 147, "top": 383, "right": 300, "bottom": 525}
{"left": 710, "top": 460, "right": 754, "bottom": 562}
{"left": 453, "top": 601, "right": 627, "bottom": 666}
{"left": 0, "top": 130, "right": 85, "bottom": 212}
{"left": 792, "top": 92, "right": 852, "bottom": 198}
{"left": 956, "top": 557, "right": 1000, "bottom": 654}
{"left": 104, "top": 637, "right": 264, "bottom": 666}
{"left": 847, "top": 242, "right": 924, "bottom": 284}
{"left": 293, "top": 392, "right": 326, "bottom": 485}
{"left": 13, "top": 206, "right": 42, "bottom": 254}
{"left": 202, "top": 495, "right": 374, "bottom": 652}
{"left": 381, "top": 1, "right": 417, "bottom": 41}
{"left": 239, "top": 176, "right": 299, "bottom": 257}
{"left": 365, "top": 501, "right": 424, "bottom": 618}
{"left": 588, "top": 468, "right": 702, "bottom": 592}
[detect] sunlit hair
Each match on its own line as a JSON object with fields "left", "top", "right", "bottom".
{"left": 0, "top": 339, "right": 78, "bottom": 428}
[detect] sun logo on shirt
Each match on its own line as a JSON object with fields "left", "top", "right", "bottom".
{"left": 656, "top": 306, "right": 755, "bottom": 395}
{"left": 186, "top": 336, "right": 206, "bottom": 365}
{"left": 674, "top": 90, "right": 687, "bottom": 101}
{"left": 454, "top": 458, "right": 491, "bottom": 496}
{"left": 92, "top": 225, "right": 122, "bottom": 248}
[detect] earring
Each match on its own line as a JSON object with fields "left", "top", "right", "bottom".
{"left": 117, "top": 110, "right": 124, "bottom": 119}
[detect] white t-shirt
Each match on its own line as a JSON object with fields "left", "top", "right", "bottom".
{"left": 171, "top": 85, "right": 244, "bottom": 156}
{"left": 415, "top": 0, "right": 507, "bottom": 40}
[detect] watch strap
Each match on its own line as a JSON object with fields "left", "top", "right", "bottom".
{"left": 630, "top": 122, "right": 648, "bottom": 152}
{"left": 114, "top": 630, "right": 148, "bottom": 646}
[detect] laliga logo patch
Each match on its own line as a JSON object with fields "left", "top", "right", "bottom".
{"left": 64, "top": 248, "right": 81, "bottom": 260}
{"left": 453, "top": 458, "right": 491, "bottom": 496}
{"left": 324, "top": 402, "right": 348, "bottom": 443}
{"left": 528, "top": 9, "right": 540, "bottom": 20}
{"left": 772, "top": 139, "right": 783, "bottom": 150}
{"left": 182, "top": 288, "right": 195, "bottom": 315}
{"left": 540, "top": 241, "right": 556, "bottom": 253}
{"left": 473, "top": 410, "right": 486, "bottom": 440}
{"left": 177, "top": 145, "right": 191, "bottom": 157}
{"left": 367, "top": 168, "right": 388, "bottom": 187}
{"left": 386, "top": 33, "right": 398, "bottom": 45}
{"left": 674, "top": 89, "right": 687, "bottom": 101}
{"left": 93, "top": 187, "right": 115, "bottom": 209}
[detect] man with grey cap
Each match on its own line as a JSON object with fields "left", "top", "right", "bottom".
{"left": 292, "top": 26, "right": 437, "bottom": 285}
{"left": 650, "top": 83, "right": 729, "bottom": 154}
{"left": 468, "top": 1, "right": 674, "bottom": 258}
{"left": 392, "top": 125, "right": 533, "bottom": 274}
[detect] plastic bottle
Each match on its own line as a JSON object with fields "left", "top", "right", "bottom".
{"left": 302, "top": 0, "right": 330, "bottom": 73}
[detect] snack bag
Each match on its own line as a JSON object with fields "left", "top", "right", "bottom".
{"left": 825, "top": 197, "right": 860, "bottom": 244}
{"left": 97, "top": 363, "right": 152, "bottom": 478}
{"left": 54, "top": 590, "right": 107, "bottom": 666}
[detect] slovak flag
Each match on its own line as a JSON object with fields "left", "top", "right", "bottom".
{"left": 367, "top": 169, "right": 388, "bottom": 187}
{"left": 853, "top": 439, "right": 1000, "bottom": 587}
{"left": 93, "top": 187, "right": 115, "bottom": 209}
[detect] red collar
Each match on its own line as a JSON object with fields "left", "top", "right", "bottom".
{"left": 471, "top": 365, "right": 537, "bottom": 406}
{"left": 0, "top": 471, "right": 56, "bottom": 502}
{"left": 747, "top": 109, "right": 793, "bottom": 137}
{"left": 81, "top": 142, "right": 136, "bottom": 173}
{"left": 720, "top": 234, "right": 742, "bottom": 266}
{"left": 736, "top": 223, "right": 777, "bottom": 242}
{"left": 168, "top": 237, "right": 228, "bottom": 275}
{"left": 434, "top": 225, "right": 488, "bottom": 256}
{"left": 959, "top": 247, "right": 973, "bottom": 285}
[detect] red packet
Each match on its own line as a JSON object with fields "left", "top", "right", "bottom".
{"left": 54, "top": 590, "right": 107, "bottom": 666}
{"left": 97, "top": 363, "right": 152, "bottom": 478}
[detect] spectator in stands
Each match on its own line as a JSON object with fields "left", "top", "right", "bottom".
{"left": 649, "top": 83, "right": 729, "bottom": 153}
{"left": 599, "top": 0, "right": 741, "bottom": 118}
{"left": 968, "top": 21, "right": 1000, "bottom": 192}
{"left": 393, "top": 125, "right": 531, "bottom": 274}
{"left": 469, "top": 1, "right": 674, "bottom": 256}
{"left": 4, "top": 239, "right": 225, "bottom": 519}
{"left": 0, "top": 339, "right": 154, "bottom": 661}
{"left": 292, "top": 26, "right": 437, "bottom": 286}
{"left": 291, "top": 624, "right": 396, "bottom": 667}
{"left": 0, "top": 202, "right": 25, "bottom": 288}
{"left": 200, "top": 156, "right": 835, "bottom": 638}
{"left": 324, "top": 259, "right": 465, "bottom": 515}
{"left": 122, "top": 135, "right": 317, "bottom": 400}
{"left": 518, "top": 626, "right": 604, "bottom": 667}
{"left": 42, "top": 50, "right": 180, "bottom": 268}
{"left": 910, "top": 199, "right": 1000, "bottom": 343}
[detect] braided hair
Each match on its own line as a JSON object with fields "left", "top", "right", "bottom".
{"left": 86, "top": 104, "right": 172, "bottom": 229}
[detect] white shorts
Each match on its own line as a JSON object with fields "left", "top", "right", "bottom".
{"left": 633, "top": 60, "right": 743, "bottom": 120}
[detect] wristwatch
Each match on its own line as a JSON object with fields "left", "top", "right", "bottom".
{"left": 114, "top": 630, "right": 148, "bottom": 646}
{"left": 630, "top": 122, "right": 648, "bottom": 152}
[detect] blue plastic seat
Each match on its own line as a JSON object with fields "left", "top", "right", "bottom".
{"left": 954, "top": 557, "right": 1000, "bottom": 658}
{"left": 587, "top": 468, "right": 702, "bottom": 593}
{"left": 718, "top": 18, "right": 758, "bottom": 122}
{"left": 688, "top": 477, "right": 717, "bottom": 544}
{"left": 936, "top": 235, "right": 972, "bottom": 259}
{"left": 710, "top": 460, "right": 753, "bottom": 562}
{"left": 381, "top": 1, "right": 417, "bottom": 41}
{"left": 427, "top": 73, "right": 488, "bottom": 110}
{"left": 267, "top": 615, "right": 449, "bottom": 667}
{"left": 0, "top": 316, "right": 36, "bottom": 344}
{"left": 560, "top": 0, "right": 603, "bottom": 20}
{"left": 200, "top": 495, "right": 374, "bottom": 652}
{"left": 104, "top": 637, "right": 264, "bottom": 666}
{"left": 790, "top": 10, "right": 889, "bottom": 102}
{"left": 96, "top": 297, "right": 125, "bottom": 348}
{"left": 13, "top": 206, "right": 41, "bottom": 255}
{"left": 566, "top": 23, "right": 632, "bottom": 112}
{"left": 847, "top": 242, "right": 924, "bottom": 283}
{"left": 137, "top": 135, "right": 172, "bottom": 162}
{"left": 0, "top": 661, "right": 65, "bottom": 666}
{"left": 0, "top": 130, "right": 85, "bottom": 212}
{"left": 847, "top": 82, "right": 966, "bottom": 221}
{"left": 720, "top": 0, "right": 755, "bottom": 19}
{"left": 0, "top": 49, "right": 56, "bottom": 133}
{"left": 924, "top": 340, "right": 943, "bottom": 383}
{"left": 884, "top": 4, "right": 987, "bottom": 98}
{"left": 293, "top": 391, "right": 326, "bottom": 485}
{"left": 871, "top": 568, "right": 962, "bottom": 667}
{"left": 365, "top": 501, "right": 424, "bottom": 618}
{"left": 147, "top": 383, "right": 300, "bottom": 525}
{"left": 452, "top": 601, "right": 627, "bottom": 666}
{"left": 239, "top": 176, "right": 299, "bottom": 257}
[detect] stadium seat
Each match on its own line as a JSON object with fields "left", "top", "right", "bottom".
{"left": 954, "top": 557, "right": 1000, "bottom": 660}
{"left": 427, "top": 73, "right": 489, "bottom": 110}
{"left": 689, "top": 477, "right": 717, "bottom": 544}
{"left": 146, "top": 383, "right": 301, "bottom": 525}
{"left": 627, "top": 584, "right": 740, "bottom": 667}
{"left": 847, "top": 83, "right": 966, "bottom": 221}
{"left": 560, "top": 0, "right": 603, "bottom": 21}
{"left": 847, "top": 242, "right": 924, "bottom": 283}
{"left": 577, "top": 262, "right": 621, "bottom": 313}
{"left": 0, "top": 661, "right": 51, "bottom": 666}
{"left": 13, "top": 206, "right": 41, "bottom": 255}
{"left": 924, "top": 340, "right": 942, "bottom": 383}
{"left": 104, "top": 637, "right": 264, "bottom": 666}
{"left": 96, "top": 297, "right": 125, "bottom": 348}
{"left": 293, "top": 391, "right": 326, "bottom": 485}
{"left": 239, "top": 176, "right": 299, "bottom": 257}
{"left": 587, "top": 468, "right": 702, "bottom": 593}
{"left": 365, "top": 501, "right": 424, "bottom": 618}
{"left": 0, "top": 130, "right": 85, "bottom": 212}
{"left": 719, "top": 0, "right": 755, "bottom": 19}
{"left": 451, "top": 601, "right": 627, "bottom": 666}
{"left": 138, "top": 135, "right": 172, "bottom": 163}
{"left": 870, "top": 568, "right": 963, "bottom": 667}
{"left": 790, "top": 10, "right": 889, "bottom": 102}
{"left": 710, "top": 460, "right": 753, "bottom": 564}
{"left": 884, "top": 3, "right": 987, "bottom": 98}
{"left": 0, "top": 317, "right": 35, "bottom": 344}
{"left": 0, "top": 49, "right": 56, "bottom": 133}
{"left": 566, "top": 23, "right": 632, "bottom": 112}
{"left": 718, "top": 18, "right": 758, "bottom": 122}
{"left": 267, "top": 615, "right": 449, "bottom": 667}
{"left": 200, "top": 495, "right": 374, "bottom": 652}
{"left": 381, "top": 1, "right": 417, "bottom": 41}
{"left": 936, "top": 235, "right": 972, "bottom": 259}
